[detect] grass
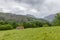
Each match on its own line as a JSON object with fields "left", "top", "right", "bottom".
{"left": 0, "top": 26, "right": 60, "bottom": 40}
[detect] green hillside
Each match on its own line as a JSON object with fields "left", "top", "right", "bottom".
{"left": 0, "top": 26, "right": 60, "bottom": 40}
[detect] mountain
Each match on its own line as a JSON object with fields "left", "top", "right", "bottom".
{"left": 0, "top": 12, "right": 28, "bottom": 22}
{"left": 0, "top": 12, "right": 41, "bottom": 22}
{"left": 0, "top": 12, "right": 50, "bottom": 23}
{"left": 44, "top": 14, "right": 56, "bottom": 22}
{"left": 26, "top": 14, "right": 35, "bottom": 18}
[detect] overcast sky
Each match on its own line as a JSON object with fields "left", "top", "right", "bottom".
{"left": 0, "top": 0, "right": 60, "bottom": 18}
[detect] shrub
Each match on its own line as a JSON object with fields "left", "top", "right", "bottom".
{"left": 23, "top": 22, "right": 36, "bottom": 28}
{"left": 0, "top": 24, "right": 13, "bottom": 30}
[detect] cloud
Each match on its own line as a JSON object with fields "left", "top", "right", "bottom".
{"left": 0, "top": 0, "right": 60, "bottom": 18}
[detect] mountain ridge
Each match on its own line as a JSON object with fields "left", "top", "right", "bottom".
{"left": 0, "top": 12, "right": 42, "bottom": 22}
{"left": 44, "top": 14, "right": 56, "bottom": 22}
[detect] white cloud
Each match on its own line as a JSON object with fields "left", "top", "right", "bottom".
{"left": 29, "top": 9, "right": 38, "bottom": 13}
{"left": 0, "top": 0, "right": 60, "bottom": 18}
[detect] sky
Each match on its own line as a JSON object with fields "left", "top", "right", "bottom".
{"left": 0, "top": 0, "right": 60, "bottom": 18}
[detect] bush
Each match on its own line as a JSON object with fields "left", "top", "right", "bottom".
{"left": 23, "top": 22, "right": 36, "bottom": 28}
{"left": 0, "top": 24, "right": 13, "bottom": 30}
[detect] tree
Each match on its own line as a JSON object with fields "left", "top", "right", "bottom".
{"left": 0, "top": 20, "right": 5, "bottom": 25}
{"left": 23, "top": 22, "right": 36, "bottom": 28}
{"left": 0, "top": 24, "right": 13, "bottom": 30}
{"left": 53, "top": 13, "right": 60, "bottom": 26}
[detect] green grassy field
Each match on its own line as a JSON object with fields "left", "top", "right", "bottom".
{"left": 0, "top": 26, "right": 60, "bottom": 40}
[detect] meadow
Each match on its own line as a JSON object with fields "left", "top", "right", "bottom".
{"left": 0, "top": 26, "right": 60, "bottom": 40}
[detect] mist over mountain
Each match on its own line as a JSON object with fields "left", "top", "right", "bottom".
{"left": 44, "top": 14, "right": 56, "bottom": 22}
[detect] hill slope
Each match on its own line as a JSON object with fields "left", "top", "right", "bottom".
{"left": 0, "top": 12, "right": 37, "bottom": 22}
{"left": 0, "top": 12, "right": 47, "bottom": 23}
{"left": 0, "top": 26, "right": 60, "bottom": 40}
{"left": 44, "top": 14, "right": 56, "bottom": 22}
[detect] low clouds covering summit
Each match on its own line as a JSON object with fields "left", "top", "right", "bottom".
{"left": 0, "top": 0, "right": 60, "bottom": 18}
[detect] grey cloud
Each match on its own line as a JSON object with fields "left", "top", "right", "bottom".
{"left": 0, "top": 0, "right": 60, "bottom": 18}
{"left": 16, "top": 0, "right": 44, "bottom": 5}
{"left": 15, "top": 0, "right": 45, "bottom": 9}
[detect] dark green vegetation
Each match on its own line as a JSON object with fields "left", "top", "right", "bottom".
{"left": 0, "top": 12, "right": 60, "bottom": 30}
{"left": 53, "top": 13, "right": 60, "bottom": 26}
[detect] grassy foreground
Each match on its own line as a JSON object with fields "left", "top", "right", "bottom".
{"left": 0, "top": 26, "right": 60, "bottom": 40}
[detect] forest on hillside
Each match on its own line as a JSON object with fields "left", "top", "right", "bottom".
{"left": 0, "top": 12, "right": 60, "bottom": 30}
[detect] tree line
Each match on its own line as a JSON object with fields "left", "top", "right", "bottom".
{"left": 0, "top": 13, "right": 60, "bottom": 30}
